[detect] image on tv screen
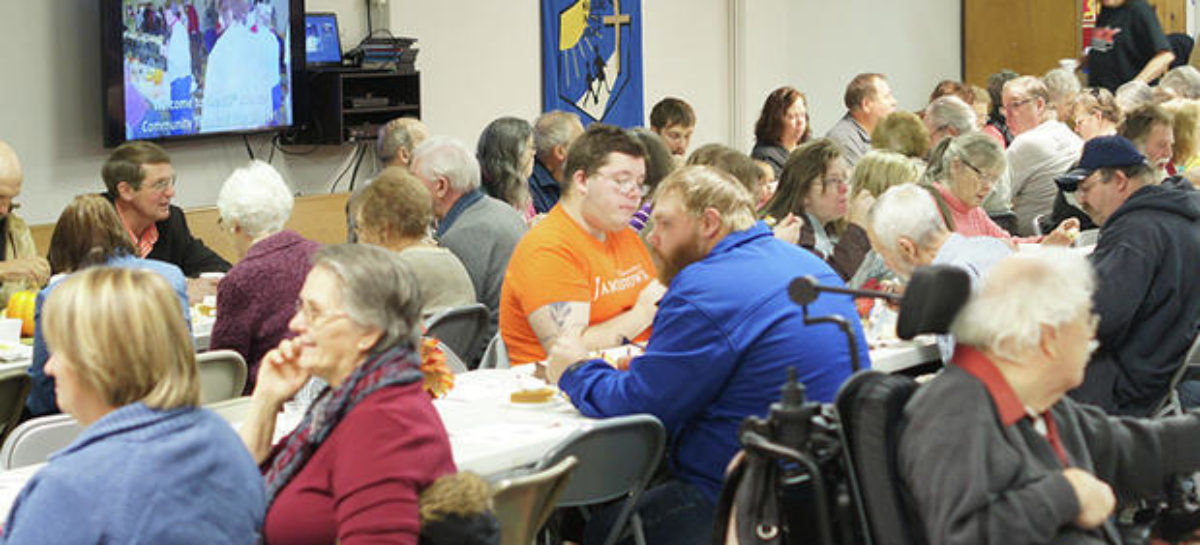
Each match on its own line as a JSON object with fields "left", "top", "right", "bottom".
{"left": 118, "top": 0, "right": 294, "bottom": 140}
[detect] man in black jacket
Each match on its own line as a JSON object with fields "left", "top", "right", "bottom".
{"left": 1056, "top": 135, "right": 1200, "bottom": 414}
{"left": 102, "top": 141, "right": 230, "bottom": 278}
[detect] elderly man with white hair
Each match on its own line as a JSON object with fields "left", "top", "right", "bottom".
{"left": 411, "top": 136, "right": 527, "bottom": 343}
{"left": 900, "top": 249, "right": 1200, "bottom": 544}
{"left": 210, "top": 160, "right": 319, "bottom": 392}
{"left": 866, "top": 183, "right": 1011, "bottom": 283}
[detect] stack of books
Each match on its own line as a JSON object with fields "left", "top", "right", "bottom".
{"left": 361, "top": 36, "right": 419, "bottom": 72}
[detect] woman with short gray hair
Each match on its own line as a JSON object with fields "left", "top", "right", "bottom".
{"left": 211, "top": 160, "right": 320, "bottom": 392}
{"left": 239, "top": 243, "right": 456, "bottom": 545}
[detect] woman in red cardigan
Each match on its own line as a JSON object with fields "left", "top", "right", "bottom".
{"left": 239, "top": 243, "right": 456, "bottom": 545}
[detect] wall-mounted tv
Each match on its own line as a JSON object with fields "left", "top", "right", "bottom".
{"left": 101, "top": 0, "right": 304, "bottom": 147}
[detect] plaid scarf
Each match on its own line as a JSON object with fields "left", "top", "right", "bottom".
{"left": 263, "top": 343, "right": 424, "bottom": 506}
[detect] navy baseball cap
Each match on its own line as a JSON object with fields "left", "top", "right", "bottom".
{"left": 1055, "top": 135, "right": 1148, "bottom": 192}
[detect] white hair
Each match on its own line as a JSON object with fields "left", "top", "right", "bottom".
{"left": 867, "top": 183, "right": 947, "bottom": 253}
{"left": 925, "top": 96, "right": 977, "bottom": 135}
{"left": 952, "top": 249, "right": 1095, "bottom": 362}
{"left": 1116, "top": 80, "right": 1155, "bottom": 113}
{"left": 1042, "top": 67, "right": 1081, "bottom": 103}
{"left": 1160, "top": 66, "right": 1200, "bottom": 100}
{"left": 217, "top": 160, "right": 294, "bottom": 238}
{"left": 411, "top": 135, "right": 481, "bottom": 192}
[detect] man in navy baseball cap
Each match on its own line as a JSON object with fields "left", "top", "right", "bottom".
{"left": 1059, "top": 134, "right": 1200, "bottom": 415}
{"left": 1055, "top": 135, "right": 1148, "bottom": 194}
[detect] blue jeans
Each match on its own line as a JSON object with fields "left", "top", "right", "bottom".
{"left": 582, "top": 480, "right": 715, "bottom": 545}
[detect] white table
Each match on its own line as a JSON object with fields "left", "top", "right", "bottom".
{"left": 869, "top": 338, "right": 942, "bottom": 374}
{"left": 433, "top": 368, "right": 594, "bottom": 477}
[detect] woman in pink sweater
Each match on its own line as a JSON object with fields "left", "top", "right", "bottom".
{"left": 924, "top": 132, "right": 1078, "bottom": 246}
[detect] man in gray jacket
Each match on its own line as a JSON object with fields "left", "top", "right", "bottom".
{"left": 411, "top": 136, "right": 527, "bottom": 350}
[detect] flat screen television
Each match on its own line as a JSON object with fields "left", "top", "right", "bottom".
{"left": 100, "top": 0, "right": 305, "bottom": 147}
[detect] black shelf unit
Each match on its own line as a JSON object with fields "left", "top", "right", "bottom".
{"left": 300, "top": 69, "right": 421, "bottom": 145}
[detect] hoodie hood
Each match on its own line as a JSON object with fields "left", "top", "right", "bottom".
{"left": 1105, "top": 183, "right": 1200, "bottom": 227}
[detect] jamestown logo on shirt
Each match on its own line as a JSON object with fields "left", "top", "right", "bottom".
{"left": 593, "top": 265, "right": 651, "bottom": 301}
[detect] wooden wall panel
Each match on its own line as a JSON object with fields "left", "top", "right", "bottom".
{"left": 1146, "top": 0, "right": 1187, "bottom": 35}
{"left": 963, "top": 0, "right": 1081, "bottom": 87}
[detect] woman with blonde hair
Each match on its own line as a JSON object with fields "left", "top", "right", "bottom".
{"left": 1161, "top": 98, "right": 1200, "bottom": 174}
{"left": 3, "top": 267, "right": 265, "bottom": 543}
{"left": 846, "top": 151, "right": 921, "bottom": 287}
{"left": 26, "top": 193, "right": 191, "bottom": 417}
{"left": 871, "top": 111, "right": 931, "bottom": 160}
{"left": 1071, "top": 87, "right": 1123, "bottom": 141}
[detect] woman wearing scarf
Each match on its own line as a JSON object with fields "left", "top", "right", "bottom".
{"left": 239, "top": 244, "right": 456, "bottom": 545}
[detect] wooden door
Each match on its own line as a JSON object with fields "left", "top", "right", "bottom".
{"left": 1146, "top": 0, "right": 1187, "bottom": 35}
{"left": 962, "top": 0, "right": 1081, "bottom": 87}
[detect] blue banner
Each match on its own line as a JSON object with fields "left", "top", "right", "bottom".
{"left": 540, "top": 0, "right": 644, "bottom": 128}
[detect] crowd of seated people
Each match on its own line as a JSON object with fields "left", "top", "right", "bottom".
{"left": 3, "top": 26, "right": 1200, "bottom": 542}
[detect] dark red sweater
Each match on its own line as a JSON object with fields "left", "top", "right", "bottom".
{"left": 263, "top": 383, "right": 456, "bottom": 545}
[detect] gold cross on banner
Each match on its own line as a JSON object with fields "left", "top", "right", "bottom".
{"left": 602, "top": 0, "right": 631, "bottom": 73}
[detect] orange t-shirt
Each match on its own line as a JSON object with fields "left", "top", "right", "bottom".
{"left": 500, "top": 206, "right": 656, "bottom": 364}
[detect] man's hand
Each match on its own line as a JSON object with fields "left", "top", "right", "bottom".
{"left": 1042, "top": 218, "right": 1081, "bottom": 247}
{"left": 772, "top": 213, "right": 803, "bottom": 245}
{"left": 635, "top": 279, "right": 667, "bottom": 313}
{"left": 0, "top": 257, "right": 50, "bottom": 287}
{"left": 1063, "top": 467, "right": 1116, "bottom": 529}
{"left": 846, "top": 189, "right": 876, "bottom": 227}
{"left": 546, "top": 327, "right": 588, "bottom": 384}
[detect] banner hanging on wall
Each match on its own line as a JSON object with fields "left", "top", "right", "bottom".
{"left": 540, "top": 0, "right": 644, "bottom": 128}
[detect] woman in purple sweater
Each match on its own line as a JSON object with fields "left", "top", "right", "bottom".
{"left": 211, "top": 160, "right": 319, "bottom": 393}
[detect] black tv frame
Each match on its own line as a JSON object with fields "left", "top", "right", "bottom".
{"left": 100, "top": 0, "right": 307, "bottom": 148}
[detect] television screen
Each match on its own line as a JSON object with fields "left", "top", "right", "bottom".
{"left": 305, "top": 13, "right": 342, "bottom": 65}
{"left": 101, "top": 0, "right": 303, "bottom": 147}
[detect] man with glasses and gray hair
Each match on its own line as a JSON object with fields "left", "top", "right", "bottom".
{"left": 101, "top": 141, "right": 230, "bottom": 278}
{"left": 0, "top": 141, "right": 49, "bottom": 304}
{"left": 1000, "top": 76, "right": 1084, "bottom": 236}
{"left": 500, "top": 124, "right": 663, "bottom": 365}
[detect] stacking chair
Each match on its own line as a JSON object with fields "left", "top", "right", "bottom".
{"left": 0, "top": 413, "right": 83, "bottom": 469}
{"left": 478, "top": 333, "right": 510, "bottom": 370}
{"left": 0, "top": 370, "right": 31, "bottom": 446}
{"left": 196, "top": 349, "right": 249, "bottom": 404}
{"left": 204, "top": 396, "right": 254, "bottom": 424}
{"left": 425, "top": 303, "right": 489, "bottom": 367}
{"left": 492, "top": 456, "right": 578, "bottom": 545}
{"left": 1152, "top": 334, "right": 1200, "bottom": 417}
{"left": 436, "top": 339, "right": 470, "bottom": 374}
{"left": 534, "top": 414, "right": 665, "bottom": 545}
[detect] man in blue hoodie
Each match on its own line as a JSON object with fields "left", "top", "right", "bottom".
{"left": 1057, "top": 135, "right": 1200, "bottom": 415}
{"left": 545, "top": 165, "right": 868, "bottom": 545}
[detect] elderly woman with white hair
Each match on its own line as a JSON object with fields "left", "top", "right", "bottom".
{"left": 900, "top": 249, "right": 1200, "bottom": 544}
{"left": 211, "top": 160, "right": 319, "bottom": 392}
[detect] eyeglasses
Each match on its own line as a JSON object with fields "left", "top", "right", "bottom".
{"left": 294, "top": 298, "right": 348, "bottom": 330}
{"left": 593, "top": 170, "right": 645, "bottom": 194}
{"left": 148, "top": 176, "right": 177, "bottom": 192}
{"left": 1003, "top": 97, "right": 1034, "bottom": 112}
{"left": 960, "top": 158, "right": 1000, "bottom": 186}
{"left": 822, "top": 176, "right": 849, "bottom": 190}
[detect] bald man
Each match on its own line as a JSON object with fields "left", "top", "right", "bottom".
{"left": 0, "top": 142, "right": 50, "bottom": 304}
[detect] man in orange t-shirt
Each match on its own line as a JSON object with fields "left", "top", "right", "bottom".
{"left": 500, "top": 124, "right": 665, "bottom": 364}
